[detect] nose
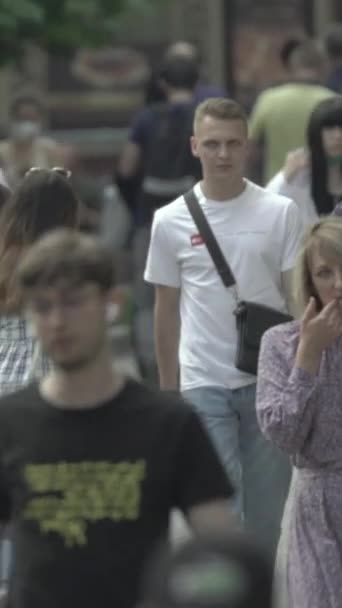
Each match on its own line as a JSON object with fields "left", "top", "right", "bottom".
{"left": 218, "top": 143, "right": 229, "bottom": 158}
{"left": 47, "top": 305, "right": 66, "bottom": 329}
{"left": 334, "top": 269, "right": 342, "bottom": 292}
{"left": 331, "top": 126, "right": 342, "bottom": 139}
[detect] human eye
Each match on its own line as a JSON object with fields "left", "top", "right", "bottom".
{"left": 204, "top": 140, "right": 218, "bottom": 149}
{"left": 316, "top": 267, "right": 332, "bottom": 278}
{"left": 63, "top": 292, "right": 83, "bottom": 307}
{"left": 31, "top": 299, "right": 52, "bottom": 315}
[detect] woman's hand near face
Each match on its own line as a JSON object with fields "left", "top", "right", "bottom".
{"left": 283, "top": 148, "right": 308, "bottom": 182}
{"left": 295, "top": 297, "right": 342, "bottom": 374}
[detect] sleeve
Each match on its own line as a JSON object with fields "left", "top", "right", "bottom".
{"left": 280, "top": 200, "right": 304, "bottom": 271}
{"left": 144, "top": 211, "right": 181, "bottom": 287}
{"left": 248, "top": 92, "right": 269, "bottom": 140}
{"left": 174, "top": 409, "right": 234, "bottom": 514}
{"left": 256, "top": 328, "right": 319, "bottom": 454}
{"left": 129, "top": 108, "right": 154, "bottom": 148}
{"left": 266, "top": 171, "right": 289, "bottom": 195}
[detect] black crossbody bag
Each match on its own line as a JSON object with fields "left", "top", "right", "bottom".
{"left": 184, "top": 189, "right": 292, "bottom": 375}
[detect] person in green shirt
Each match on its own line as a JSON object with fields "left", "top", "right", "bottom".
{"left": 249, "top": 40, "right": 334, "bottom": 184}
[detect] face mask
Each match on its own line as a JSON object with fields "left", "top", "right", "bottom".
{"left": 11, "top": 121, "right": 41, "bottom": 140}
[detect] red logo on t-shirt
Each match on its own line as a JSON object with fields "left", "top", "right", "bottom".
{"left": 191, "top": 234, "right": 204, "bottom": 246}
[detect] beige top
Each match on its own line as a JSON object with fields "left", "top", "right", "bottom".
{"left": 0, "top": 136, "right": 64, "bottom": 188}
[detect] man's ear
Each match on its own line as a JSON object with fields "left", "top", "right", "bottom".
{"left": 190, "top": 135, "right": 199, "bottom": 158}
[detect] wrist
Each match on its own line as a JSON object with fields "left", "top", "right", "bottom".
{"left": 295, "top": 339, "right": 322, "bottom": 373}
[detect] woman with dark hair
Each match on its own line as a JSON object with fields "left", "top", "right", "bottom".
{"left": 267, "top": 96, "right": 342, "bottom": 225}
{"left": 0, "top": 168, "right": 79, "bottom": 320}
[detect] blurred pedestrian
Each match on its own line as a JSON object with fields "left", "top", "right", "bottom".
{"left": 0, "top": 96, "right": 74, "bottom": 189}
{"left": 145, "top": 97, "right": 303, "bottom": 558}
{"left": 0, "top": 167, "right": 79, "bottom": 589}
{"left": 0, "top": 228, "right": 234, "bottom": 608}
{"left": 0, "top": 167, "right": 79, "bottom": 391}
{"left": 141, "top": 532, "right": 273, "bottom": 608}
{"left": 323, "top": 24, "right": 342, "bottom": 93}
{"left": 257, "top": 216, "right": 342, "bottom": 608}
{"left": 118, "top": 55, "right": 202, "bottom": 384}
{"left": 145, "top": 41, "right": 227, "bottom": 107}
{"left": 267, "top": 96, "right": 342, "bottom": 225}
{"left": 249, "top": 40, "right": 333, "bottom": 183}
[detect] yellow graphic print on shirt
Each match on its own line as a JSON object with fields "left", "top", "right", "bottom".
{"left": 23, "top": 460, "right": 146, "bottom": 547}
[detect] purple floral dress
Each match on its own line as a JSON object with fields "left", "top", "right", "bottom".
{"left": 256, "top": 321, "right": 342, "bottom": 608}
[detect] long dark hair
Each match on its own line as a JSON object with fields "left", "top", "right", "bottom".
{"left": 308, "top": 96, "right": 342, "bottom": 215}
{"left": 0, "top": 169, "right": 79, "bottom": 312}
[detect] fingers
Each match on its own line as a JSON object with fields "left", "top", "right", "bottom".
{"left": 302, "top": 297, "right": 317, "bottom": 324}
{"left": 320, "top": 299, "right": 341, "bottom": 319}
{"left": 321, "top": 299, "right": 342, "bottom": 335}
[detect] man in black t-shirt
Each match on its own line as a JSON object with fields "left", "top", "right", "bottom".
{"left": 0, "top": 229, "right": 234, "bottom": 608}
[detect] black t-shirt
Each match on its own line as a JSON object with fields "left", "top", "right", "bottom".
{"left": 0, "top": 380, "right": 233, "bottom": 608}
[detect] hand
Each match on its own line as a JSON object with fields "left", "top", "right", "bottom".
{"left": 283, "top": 148, "right": 308, "bottom": 182}
{"left": 299, "top": 297, "right": 342, "bottom": 354}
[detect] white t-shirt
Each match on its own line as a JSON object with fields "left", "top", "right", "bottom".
{"left": 144, "top": 180, "right": 303, "bottom": 390}
{"left": 267, "top": 169, "right": 318, "bottom": 227}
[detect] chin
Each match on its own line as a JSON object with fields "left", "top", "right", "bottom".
{"left": 53, "top": 356, "right": 90, "bottom": 372}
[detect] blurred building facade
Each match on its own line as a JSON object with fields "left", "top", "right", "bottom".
{"left": 0, "top": 0, "right": 339, "bottom": 176}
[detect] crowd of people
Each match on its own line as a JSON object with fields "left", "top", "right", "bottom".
{"left": 0, "top": 22, "right": 341, "bottom": 608}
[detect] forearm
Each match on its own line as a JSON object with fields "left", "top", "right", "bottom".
{"left": 257, "top": 366, "right": 318, "bottom": 453}
{"left": 294, "top": 339, "right": 322, "bottom": 375}
{"left": 154, "top": 305, "right": 180, "bottom": 390}
{"left": 188, "top": 500, "right": 236, "bottom": 534}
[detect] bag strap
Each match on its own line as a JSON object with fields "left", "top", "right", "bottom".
{"left": 184, "top": 189, "right": 236, "bottom": 288}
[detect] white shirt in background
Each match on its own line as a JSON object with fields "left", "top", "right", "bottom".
{"left": 267, "top": 169, "right": 318, "bottom": 227}
{"left": 144, "top": 180, "right": 303, "bottom": 391}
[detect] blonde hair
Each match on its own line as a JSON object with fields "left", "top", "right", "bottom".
{"left": 294, "top": 216, "right": 342, "bottom": 312}
{"left": 193, "top": 98, "right": 247, "bottom": 133}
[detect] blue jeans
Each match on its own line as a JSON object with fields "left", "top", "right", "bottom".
{"left": 183, "top": 384, "right": 291, "bottom": 558}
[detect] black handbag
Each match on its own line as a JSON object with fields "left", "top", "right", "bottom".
{"left": 184, "top": 189, "right": 292, "bottom": 375}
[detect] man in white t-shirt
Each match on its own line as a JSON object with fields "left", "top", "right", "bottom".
{"left": 144, "top": 98, "right": 303, "bottom": 557}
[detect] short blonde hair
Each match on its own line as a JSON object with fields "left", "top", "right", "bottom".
{"left": 294, "top": 216, "right": 342, "bottom": 311}
{"left": 193, "top": 97, "right": 247, "bottom": 133}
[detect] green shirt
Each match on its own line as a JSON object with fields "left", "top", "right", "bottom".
{"left": 249, "top": 83, "right": 334, "bottom": 183}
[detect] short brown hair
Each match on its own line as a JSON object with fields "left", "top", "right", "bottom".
{"left": 193, "top": 98, "right": 247, "bottom": 133}
{"left": 17, "top": 229, "right": 115, "bottom": 296}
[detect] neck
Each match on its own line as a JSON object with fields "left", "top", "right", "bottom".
{"left": 292, "top": 70, "right": 320, "bottom": 84}
{"left": 12, "top": 139, "right": 34, "bottom": 151}
{"left": 328, "top": 163, "right": 342, "bottom": 196}
{"left": 167, "top": 90, "right": 193, "bottom": 103}
{"left": 200, "top": 176, "right": 246, "bottom": 201}
{"left": 40, "top": 344, "right": 125, "bottom": 409}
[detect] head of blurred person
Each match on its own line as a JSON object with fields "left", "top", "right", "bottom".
{"left": 0, "top": 168, "right": 79, "bottom": 313}
{"left": 287, "top": 40, "right": 328, "bottom": 84}
{"left": 165, "top": 41, "right": 199, "bottom": 64}
{"left": 324, "top": 24, "right": 342, "bottom": 68}
{"left": 294, "top": 216, "right": 342, "bottom": 312}
{"left": 280, "top": 37, "right": 303, "bottom": 73}
{"left": 192, "top": 98, "right": 248, "bottom": 197}
{"left": 9, "top": 96, "right": 45, "bottom": 144}
{"left": 307, "top": 96, "right": 342, "bottom": 215}
{"left": 159, "top": 56, "right": 200, "bottom": 101}
{"left": 140, "top": 533, "right": 273, "bottom": 608}
{"left": 16, "top": 229, "right": 116, "bottom": 371}
{"left": 145, "top": 41, "right": 200, "bottom": 105}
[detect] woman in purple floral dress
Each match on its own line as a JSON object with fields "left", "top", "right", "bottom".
{"left": 257, "top": 216, "right": 342, "bottom": 608}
